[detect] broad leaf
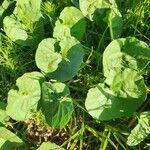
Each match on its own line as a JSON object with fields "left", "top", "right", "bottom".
{"left": 127, "top": 112, "right": 150, "bottom": 146}
{"left": 35, "top": 38, "right": 62, "bottom": 73}
{"left": 7, "top": 72, "right": 44, "bottom": 121}
{"left": 79, "top": 0, "right": 111, "bottom": 21}
{"left": 103, "top": 37, "right": 150, "bottom": 78}
{"left": 4, "top": 0, "right": 44, "bottom": 46}
{"left": 85, "top": 69, "right": 146, "bottom": 120}
{"left": 0, "top": 102, "right": 9, "bottom": 123}
{"left": 16, "top": 0, "right": 42, "bottom": 23}
{"left": 3, "top": 15, "right": 30, "bottom": 46}
{"left": 53, "top": 7, "right": 86, "bottom": 40}
{"left": 16, "top": 0, "right": 44, "bottom": 44}
{"left": 37, "top": 142, "right": 64, "bottom": 150}
{"left": 49, "top": 38, "right": 84, "bottom": 81}
{"left": 42, "top": 82, "right": 73, "bottom": 128}
{"left": 0, "top": 127, "right": 26, "bottom": 149}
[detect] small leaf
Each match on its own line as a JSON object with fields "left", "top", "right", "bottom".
{"left": 127, "top": 112, "right": 150, "bottom": 146}
{"left": 85, "top": 69, "right": 146, "bottom": 121}
{"left": 0, "top": 102, "right": 9, "bottom": 123}
{"left": 42, "top": 82, "right": 73, "bottom": 128}
{"left": 35, "top": 38, "right": 62, "bottom": 73}
{"left": 53, "top": 20, "right": 71, "bottom": 40}
{"left": 7, "top": 72, "right": 44, "bottom": 121}
{"left": 53, "top": 7, "right": 86, "bottom": 40}
{"left": 37, "top": 142, "right": 64, "bottom": 150}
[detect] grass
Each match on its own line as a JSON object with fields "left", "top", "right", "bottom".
{"left": 0, "top": 0, "right": 150, "bottom": 149}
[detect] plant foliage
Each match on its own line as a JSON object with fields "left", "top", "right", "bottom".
{"left": 0, "top": 0, "right": 149, "bottom": 149}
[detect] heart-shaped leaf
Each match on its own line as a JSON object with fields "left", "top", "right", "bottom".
{"left": 53, "top": 7, "right": 86, "bottom": 40}
{"left": 49, "top": 38, "right": 84, "bottom": 81}
{"left": 7, "top": 72, "right": 44, "bottom": 121}
{"left": 85, "top": 69, "right": 146, "bottom": 121}
{"left": 103, "top": 37, "right": 150, "bottom": 78}
{"left": 3, "top": 15, "right": 30, "bottom": 46}
{"left": 35, "top": 38, "right": 62, "bottom": 73}
{"left": 42, "top": 82, "right": 73, "bottom": 128}
{"left": 3, "top": 0, "right": 44, "bottom": 46}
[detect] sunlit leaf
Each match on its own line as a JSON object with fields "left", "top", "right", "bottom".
{"left": 49, "top": 37, "right": 84, "bottom": 81}
{"left": 4, "top": 0, "right": 44, "bottom": 46}
{"left": 35, "top": 38, "right": 62, "bottom": 73}
{"left": 7, "top": 72, "right": 44, "bottom": 121}
{"left": 53, "top": 6, "right": 86, "bottom": 40}
{"left": 103, "top": 37, "right": 150, "bottom": 78}
{"left": 79, "top": 0, "right": 111, "bottom": 21}
{"left": 3, "top": 15, "right": 30, "bottom": 46}
{"left": 16, "top": 0, "right": 42, "bottom": 23}
{"left": 85, "top": 69, "right": 146, "bottom": 120}
{"left": 127, "top": 112, "right": 150, "bottom": 146}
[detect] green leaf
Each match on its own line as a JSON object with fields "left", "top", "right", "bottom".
{"left": 0, "top": 0, "right": 15, "bottom": 27}
{"left": 16, "top": 0, "right": 44, "bottom": 44}
{"left": 0, "top": 102, "right": 9, "bottom": 123}
{"left": 79, "top": 0, "right": 111, "bottom": 21}
{"left": 4, "top": 0, "right": 44, "bottom": 46}
{"left": 79, "top": 0, "right": 122, "bottom": 39}
{"left": 35, "top": 38, "right": 62, "bottom": 73}
{"left": 103, "top": 37, "right": 150, "bottom": 78}
{"left": 49, "top": 38, "right": 84, "bottom": 81}
{"left": 7, "top": 72, "right": 44, "bottom": 121}
{"left": 53, "top": 6, "right": 86, "bottom": 40}
{"left": 16, "top": 0, "right": 42, "bottom": 23}
{"left": 36, "top": 37, "right": 84, "bottom": 81}
{"left": 127, "top": 112, "right": 150, "bottom": 146}
{"left": 53, "top": 20, "right": 70, "bottom": 40}
{"left": 42, "top": 82, "right": 73, "bottom": 128}
{"left": 3, "top": 15, "right": 30, "bottom": 46}
{"left": 85, "top": 69, "right": 146, "bottom": 121}
{"left": 37, "top": 142, "right": 65, "bottom": 150}
{"left": 123, "top": 37, "right": 150, "bottom": 71}
{"left": 0, "top": 127, "right": 26, "bottom": 149}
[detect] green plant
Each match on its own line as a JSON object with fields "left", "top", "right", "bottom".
{"left": 86, "top": 37, "right": 150, "bottom": 120}
{"left": 0, "top": 0, "right": 150, "bottom": 149}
